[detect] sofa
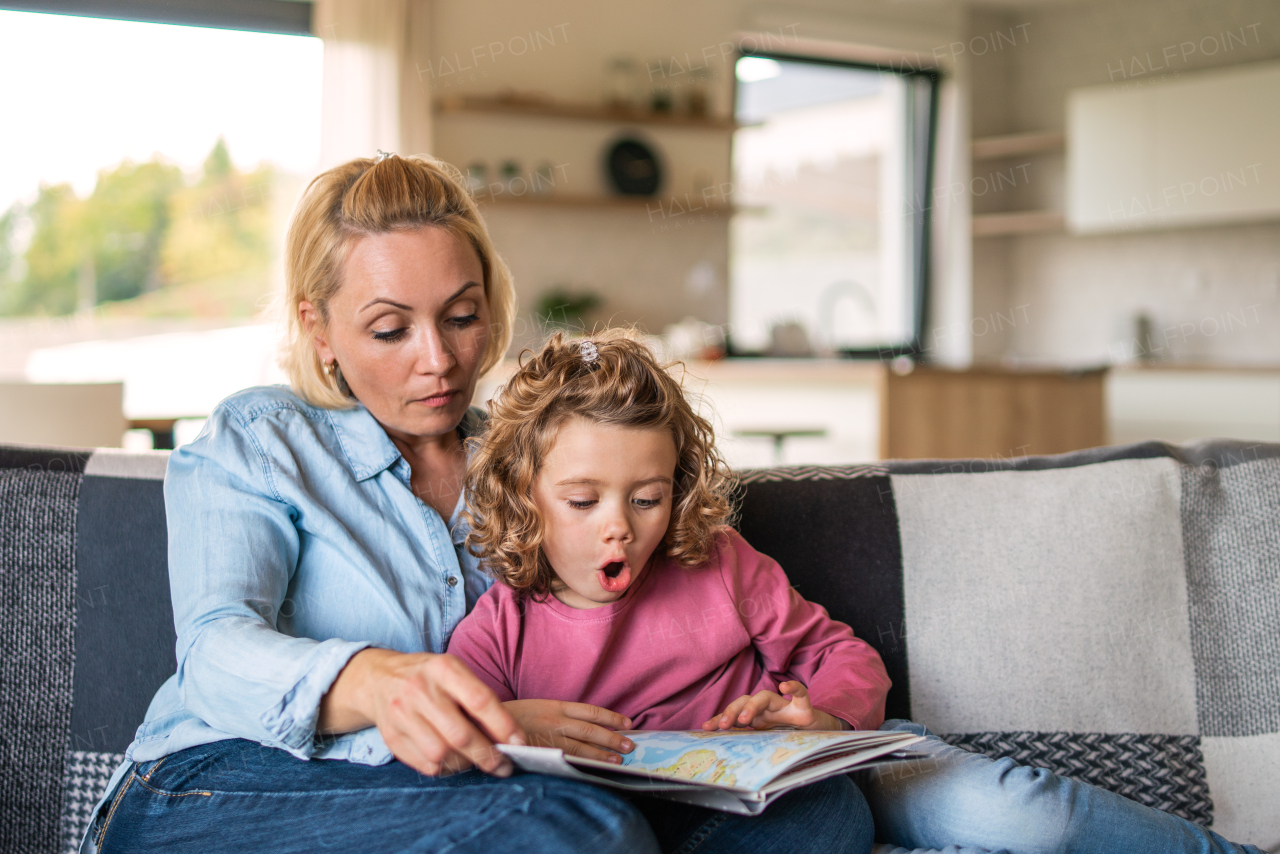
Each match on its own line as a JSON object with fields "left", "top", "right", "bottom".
{"left": 1, "top": 438, "right": 1277, "bottom": 853}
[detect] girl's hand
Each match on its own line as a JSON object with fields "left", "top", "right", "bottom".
{"left": 320, "top": 648, "right": 527, "bottom": 778}
{"left": 504, "top": 700, "right": 635, "bottom": 764}
{"left": 701, "top": 681, "right": 848, "bottom": 732}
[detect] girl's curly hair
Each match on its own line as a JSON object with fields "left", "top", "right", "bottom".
{"left": 463, "top": 329, "right": 737, "bottom": 597}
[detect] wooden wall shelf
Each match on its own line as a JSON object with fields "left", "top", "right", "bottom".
{"left": 972, "top": 131, "right": 1065, "bottom": 160}
{"left": 434, "top": 94, "right": 738, "bottom": 130}
{"left": 973, "top": 210, "right": 1065, "bottom": 237}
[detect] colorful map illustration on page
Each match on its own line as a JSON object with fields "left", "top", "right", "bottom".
{"left": 618, "top": 730, "right": 852, "bottom": 792}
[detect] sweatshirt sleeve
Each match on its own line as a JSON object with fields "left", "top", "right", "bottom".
{"left": 166, "top": 403, "right": 372, "bottom": 760}
{"left": 718, "top": 529, "right": 891, "bottom": 730}
{"left": 444, "top": 586, "right": 517, "bottom": 702}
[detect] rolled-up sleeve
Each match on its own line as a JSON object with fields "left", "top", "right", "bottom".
{"left": 166, "top": 405, "right": 371, "bottom": 759}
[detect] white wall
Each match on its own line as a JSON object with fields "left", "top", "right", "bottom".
{"left": 968, "top": 0, "right": 1280, "bottom": 365}
{"left": 420, "top": 0, "right": 968, "bottom": 344}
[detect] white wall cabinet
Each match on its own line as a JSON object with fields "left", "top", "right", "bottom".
{"left": 1067, "top": 60, "right": 1280, "bottom": 233}
{"left": 1108, "top": 368, "right": 1280, "bottom": 445}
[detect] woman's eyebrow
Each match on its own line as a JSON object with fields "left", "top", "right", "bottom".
{"left": 359, "top": 281, "right": 480, "bottom": 313}
{"left": 360, "top": 297, "right": 412, "bottom": 312}
{"left": 446, "top": 281, "right": 481, "bottom": 302}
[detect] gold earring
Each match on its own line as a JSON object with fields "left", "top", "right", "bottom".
{"left": 323, "top": 361, "right": 332, "bottom": 376}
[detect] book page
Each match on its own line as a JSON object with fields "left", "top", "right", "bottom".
{"left": 605, "top": 729, "right": 904, "bottom": 792}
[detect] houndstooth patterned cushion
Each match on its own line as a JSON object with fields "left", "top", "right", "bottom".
{"left": 60, "top": 750, "right": 125, "bottom": 853}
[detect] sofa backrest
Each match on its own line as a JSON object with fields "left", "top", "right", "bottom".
{"left": 2, "top": 439, "right": 1278, "bottom": 852}
{"left": 1, "top": 445, "right": 174, "bottom": 854}
{"left": 735, "top": 441, "right": 1280, "bottom": 850}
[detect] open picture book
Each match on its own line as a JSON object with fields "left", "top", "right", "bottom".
{"left": 497, "top": 728, "right": 927, "bottom": 815}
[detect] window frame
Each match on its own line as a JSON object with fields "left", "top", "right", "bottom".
{"left": 733, "top": 50, "right": 942, "bottom": 359}
{"left": 0, "top": 0, "right": 312, "bottom": 36}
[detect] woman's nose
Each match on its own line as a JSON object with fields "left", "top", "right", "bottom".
{"left": 414, "top": 327, "right": 457, "bottom": 375}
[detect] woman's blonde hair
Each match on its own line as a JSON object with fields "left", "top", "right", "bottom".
{"left": 464, "top": 330, "right": 737, "bottom": 597}
{"left": 281, "top": 154, "right": 515, "bottom": 408}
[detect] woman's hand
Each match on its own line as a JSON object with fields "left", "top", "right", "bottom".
{"left": 701, "top": 681, "right": 848, "bottom": 732}
{"left": 505, "top": 700, "right": 635, "bottom": 764}
{"left": 320, "top": 648, "right": 526, "bottom": 777}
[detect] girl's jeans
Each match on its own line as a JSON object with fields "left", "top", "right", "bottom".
{"left": 858, "top": 720, "right": 1266, "bottom": 854}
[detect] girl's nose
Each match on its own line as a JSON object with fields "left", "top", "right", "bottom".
{"left": 602, "top": 512, "right": 633, "bottom": 545}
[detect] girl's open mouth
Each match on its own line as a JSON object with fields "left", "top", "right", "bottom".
{"left": 597, "top": 560, "right": 632, "bottom": 593}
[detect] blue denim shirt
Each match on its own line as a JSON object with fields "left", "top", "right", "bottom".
{"left": 128, "top": 384, "right": 492, "bottom": 767}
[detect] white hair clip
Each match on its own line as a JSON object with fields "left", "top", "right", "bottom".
{"left": 375, "top": 149, "right": 394, "bottom": 162}
{"left": 579, "top": 340, "right": 599, "bottom": 364}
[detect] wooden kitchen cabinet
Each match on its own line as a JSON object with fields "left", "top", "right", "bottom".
{"left": 879, "top": 366, "right": 1108, "bottom": 460}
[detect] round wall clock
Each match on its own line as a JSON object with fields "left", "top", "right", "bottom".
{"left": 605, "top": 138, "right": 662, "bottom": 196}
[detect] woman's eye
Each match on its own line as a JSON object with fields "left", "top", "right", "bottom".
{"left": 567, "top": 499, "right": 597, "bottom": 509}
{"left": 372, "top": 327, "right": 407, "bottom": 342}
{"left": 447, "top": 313, "right": 479, "bottom": 328}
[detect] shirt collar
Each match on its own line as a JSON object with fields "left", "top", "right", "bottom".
{"left": 327, "top": 401, "right": 488, "bottom": 483}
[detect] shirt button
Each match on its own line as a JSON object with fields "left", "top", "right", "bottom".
{"left": 447, "top": 576, "right": 458, "bottom": 587}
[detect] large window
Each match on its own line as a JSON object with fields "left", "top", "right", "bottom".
{"left": 0, "top": 10, "right": 321, "bottom": 321}
{"left": 0, "top": 9, "right": 322, "bottom": 445}
{"left": 729, "top": 54, "right": 938, "bottom": 357}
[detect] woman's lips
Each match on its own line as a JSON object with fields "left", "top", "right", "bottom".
{"left": 415, "top": 390, "right": 459, "bottom": 408}
{"left": 597, "top": 561, "right": 632, "bottom": 594}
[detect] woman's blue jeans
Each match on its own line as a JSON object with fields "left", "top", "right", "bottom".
{"left": 91, "top": 738, "right": 874, "bottom": 854}
{"left": 857, "top": 721, "right": 1266, "bottom": 854}
{"left": 92, "top": 725, "right": 1266, "bottom": 854}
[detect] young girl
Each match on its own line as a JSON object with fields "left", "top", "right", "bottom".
{"left": 447, "top": 331, "right": 1269, "bottom": 854}
{"left": 447, "top": 330, "right": 889, "bottom": 853}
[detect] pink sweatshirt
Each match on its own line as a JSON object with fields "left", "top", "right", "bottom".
{"left": 447, "top": 528, "right": 891, "bottom": 731}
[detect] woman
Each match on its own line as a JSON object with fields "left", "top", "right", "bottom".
{"left": 87, "top": 153, "right": 1261, "bottom": 854}
{"left": 85, "top": 154, "right": 867, "bottom": 854}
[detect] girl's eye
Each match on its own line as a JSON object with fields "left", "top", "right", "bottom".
{"left": 633, "top": 497, "right": 662, "bottom": 509}
{"left": 447, "top": 313, "right": 479, "bottom": 328}
{"left": 372, "top": 327, "right": 407, "bottom": 342}
{"left": 567, "top": 499, "right": 597, "bottom": 509}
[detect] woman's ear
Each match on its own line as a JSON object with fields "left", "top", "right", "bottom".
{"left": 299, "top": 300, "right": 336, "bottom": 365}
